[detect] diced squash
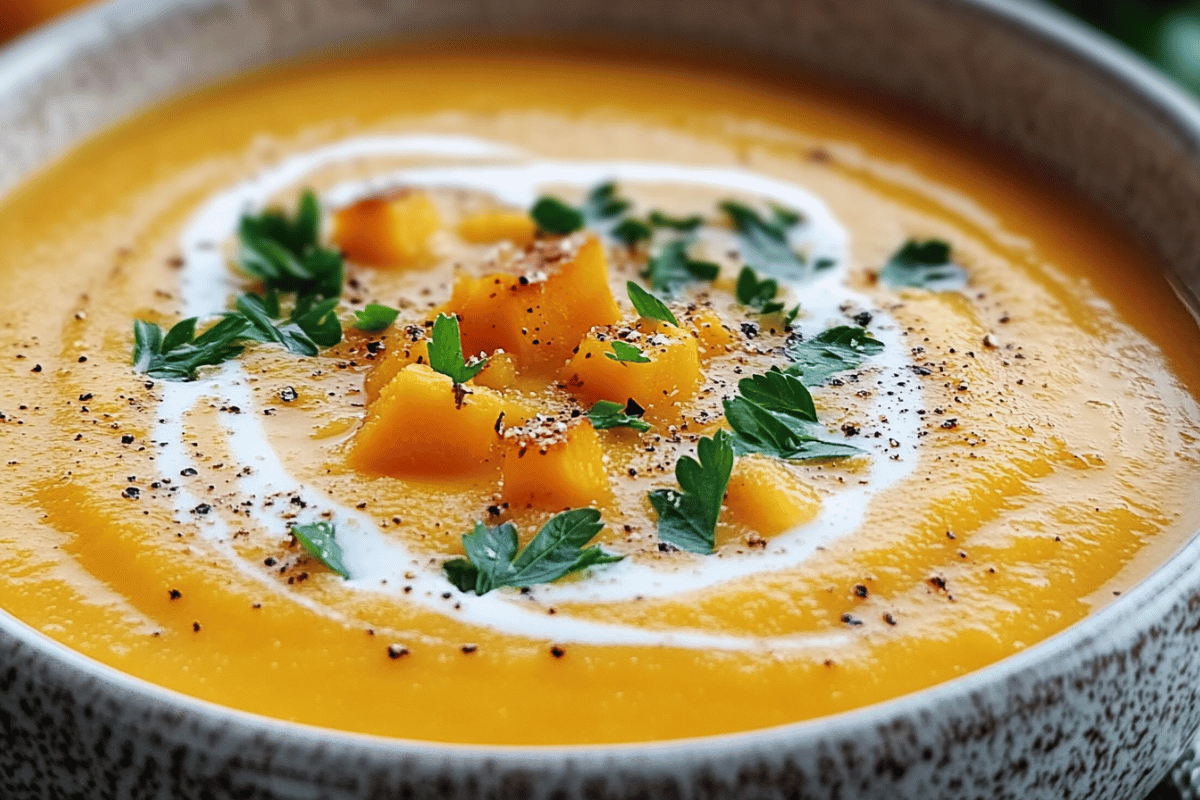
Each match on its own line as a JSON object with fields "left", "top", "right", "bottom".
{"left": 458, "top": 210, "right": 537, "bottom": 246}
{"left": 724, "top": 457, "right": 822, "bottom": 536}
{"left": 690, "top": 308, "right": 737, "bottom": 358}
{"left": 560, "top": 319, "right": 701, "bottom": 422}
{"left": 333, "top": 190, "right": 441, "bottom": 269}
{"left": 363, "top": 330, "right": 429, "bottom": 404}
{"left": 501, "top": 418, "right": 610, "bottom": 510}
{"left": 473, "top": 351, "right": 519, "bottom": 391}
{"left": 348, "top": 363, "right": 533, "bottom": 479}
{"left": 448, "top": 237, "right": 620, "bottom": 378}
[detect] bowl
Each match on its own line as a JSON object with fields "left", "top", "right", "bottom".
{"left": 2, "top": 1, "right": 1200, "bottom": 797}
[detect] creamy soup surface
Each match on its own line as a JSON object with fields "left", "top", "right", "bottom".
{"left": 1, "top": 43, "right": 1198, "bottom": 745}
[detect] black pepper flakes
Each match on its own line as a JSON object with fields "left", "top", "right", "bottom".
{"left": 550, "top": 645, "right": 565, "bottom": 658}
{"left": 121, "top": 434, "right": 135, "bottom": 444}
{"left": 168, "top": 589, "right": 182, "bottom": 600}
{"left": 387, "top": 644, "right": 410, "bottom": 659}
{"left": 840, "top": 613, "right": 863, "bottom": 626}
{"left": 461, "top": 643, "right": 478, "bottom": 654}
{"left": 280, "top": 386, "right": 298, "bottom": 403}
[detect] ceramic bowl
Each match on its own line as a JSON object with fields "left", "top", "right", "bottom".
{"left": 2, "top": 1, "right": 1200, "bottom": 798}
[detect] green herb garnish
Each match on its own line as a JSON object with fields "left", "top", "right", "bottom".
{"left": 443, "top": 508, "right": 622, "bottom": 595}
{"left": 783, "top": 325, "right": 884, "bottom": 386}
{"left": 737, "top": 369, "right": 818, "bottom": 421}
{"left": 643, "top": 240, "right": 720, "bottom": 295}
{"left": 626, "top": 281, "right": 678, "bottom": 327}
{"left": 721, "top": 200, "right": 808, "bottom": 281}
{"left": 648, "top": 210, "right": 704, "bottom": 232}
{"left": 648, "top": 430, "right": 734, "bottom": 555}
{"left": 236, "top": 292, "right": 342, "bottom": 357}
{"left": 291, "top": 521, "right": 350, "bottom": 579}
{"left": 723, "top": 395, "right": 860, "bottom": 461}
{"left": 530, "top": 196, "right": 585, "bottom": 235}
{"left": 612, "top": 218, "right": 653, "bottom": 247}
{"left": 531, "top": 181, "right": 635, "bottom": 236}
{"left": 587, "top": 399, "right": 651, "bottom": 432}
{"left": 428, "top": 313, "right": 487, "bottom": 384}
{"left": 735, "top": 266, "right": 785, "bottom": 314}
{"left": 131, "top": 315, "right": 249, "bottom": 381}
{"left": 353, "top": 303, "right": 400, "bottom": 332}
{"left": 606, "top": 341, "right": 651, "bottom": 364}
{"left": 583, "top": 181, "right": 632, "bottom": 220}
{"left": 239, "top": 189, "right": 344, "bottom": 300}
{"left": 879, "top": 239, "right": 965, "bottom": 290}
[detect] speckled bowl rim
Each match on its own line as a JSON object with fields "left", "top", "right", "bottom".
{"left": 1, "top": 0, "right": 1199, "bottom": 771}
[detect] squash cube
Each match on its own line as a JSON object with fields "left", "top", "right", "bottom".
{"left": 448, "top": 237, "right": 620, "bottom": 379}
{"left": 501, "top": 418, "right": 610, "bottom": 510}
{"left": 363, "top": 327, "right": 429, "bottom": 404}
{"left": 689, "top": 308, "right": 737, "bottom": 359}
{"left": 348, "top": 363, "right": 532, "bottom": 480}
{"left": 458, "top": 209, "right": 537, "bottom": 246}
{"left": 724, "top": 457, "right": 822, "bottom": 536}
{"left": 333, "top": 190, "right": 441, "bottom": 269}
{"left": 559, "top": 319, "right": 701, "bottom": 422}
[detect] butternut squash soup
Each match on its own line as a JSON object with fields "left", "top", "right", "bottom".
{"left": 1, "top": 44, "right": 1199, "bottom": 746}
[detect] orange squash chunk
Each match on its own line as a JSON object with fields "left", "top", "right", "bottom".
{"left": 690, "top": 308, "right": 738, "bottom": 359}
{"left": 363, "top": 327, "right": 429, "bottom": 404}
{"left": 333, "top": 190, "right": 441, "bottom": 268}
{"left": 448, "top": 237, "right": 620, "bottom": 378}
{"left": 458, "top": 209, "right": 537, "bottom": 246}
{"left": 348, "top": 363, "right": 532, "bottom": 480}
{"left": 501, "top": 418, "right": 610, "bottom": 510}
{"left": 724, "top": 457, "right": 821, "bottom": 536}
{"left": 560, "top": 319, "right": 701, "bottom": 421}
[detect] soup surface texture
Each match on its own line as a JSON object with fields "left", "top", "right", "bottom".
{"left": 1, "top": 44, "right": 1199, "bottom": 746}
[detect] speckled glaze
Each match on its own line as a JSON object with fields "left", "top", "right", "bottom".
{"left": 2, "top": 1, "right": 1200, "bottom": 798}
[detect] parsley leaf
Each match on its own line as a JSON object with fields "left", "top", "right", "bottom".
{"left": 583, "top": 181, "right": 632, "bottom": 221}
{"left": 587, "top": 399, "right": 651, "bottom": 432}
{"left": 132, "top": 315, "right": 249, "bottom": 381}
{"left": 239, "top": 189, "right": 344, "bottom": 299}
{"left": 236, "top": 292, "right": 341, "bottom": 357}
{"left": 428, "top": 313, "right": 488, "bottom": 383}
{"left": 879, "top": 239, "right": 966, "bottom": 290}
{"left": 783, "top": 325, "right": 884, "bottom": 386}
{"left": 648, "top": 210, "right": 704, "bottom": 231}
{"left": 626, "top": 281, "right": 678, "bottom": 326}
{"left": 606, "top": 341, "right": 651, "bottom": 364}
{"left": 530, "top": 196, "right": 584, "bottom": 235}
{"left": 443, "top": 508, "right": 621, "bottom": 595}
{"left": 643, "top": 240, "right": 720, "bottom": 294}
{"left": 612, "top": 218, "right": 652, "bottom": 247}
{"left": 648, "top": 430, "right": 734, "bottom": 554}
{"left": 737, "top": 369, "right": 817, "bottom": 422}
{"left": 721, "top": 200, "right": 808, "bottom": 281}
{"left": 291, "top": 521, "right": 350, "bottom": 579}
{"left": 735, "top": 265, "right": 785, "bottom": 314}
{"left": 353, "top": 303, "right": 400, "bottom": 332}
{"left": 723, "top": 396, "right": 861, "bottom": 461}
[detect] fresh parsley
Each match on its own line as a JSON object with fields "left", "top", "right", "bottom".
{"left": 530, "top": 181, "right": 635, "bottom": 236}
{"left": 428, "top": 313, "right": 488, "bottom": 383}
{"left": 239, "top": 189, "right": 344, "bottom": 300}
{"left": 291, "top": 521, "right": 350, "bottom": 579}
{"left": 443, "top": 508, "right": 622, "bottom": 595}
{"left": 583, "top": 181, "right": 632, "bottom": 221}
{"left": 648, "top": 210, "right": 704, "bottom": 232}
{"left": 783, "top": 325, "right": 884, "bottom": 386}
{"left": 721, "top": 200, "right": 808, "bottom": 281}
{"left": 612, "top": 217, "right": 652, "bottom": 247}
{"left": 723, "top": 394, "right": 860, "bottom": 461}
{"left": 353, "top": 303, "right": 400, "bottom": 332}
{"left": 606, "top": 341, "right": 651, "bottom": 364}
{"left": 236, "top": 291, "right": 342, "bottom": 357}
{"left": 879, "top": 239, "right": 966, "bottom": 290}
{"left": 648, "top": 430, "right": 734, "bottom": 555}
{"left": 131, "top": 315, "right": 249, "bottom": 381}
{"left": 587, "top": 399, "right": 651, "bottom": 432}
{"left": 737, "top": 369, "right": 817, "bottom": 421}
{"left": 530, "top": 196, "right": 584, "bottom": 235}
{"left": 643, "top": 240, "right": 720, "bottom": 295}
{"left": 626, "top": 281, "right": 678, "bottom": 326}
{"left": 735, "top": 266, "right": 785, "bottom": 314}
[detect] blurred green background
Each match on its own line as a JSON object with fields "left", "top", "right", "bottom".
{"left": 1055, "top": 0, "right": 1200, "bottom": 93}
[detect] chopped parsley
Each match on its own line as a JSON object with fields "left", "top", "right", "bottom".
{"left": 587, "top": 399, "right": 651, "bottom": 432}
{"left": 131, "top": 315, "right": 249, "bottom": 381}
{"left": 643, "top": 240, "right": 719, "bottom": 295}
{"left": 239, "top": 188, "right": 344, "bottom": 300}
{"left": 427, "top": 313, "right": 488, "bottom": 384}
{"left": 626, "top": 281, "right": 678, "bottom": 326}
{"left": 530, "top": 181, "right": 635, "bottom": 236}
{"left": 879, "top": 239, "right": 966, "bottom": 290}
{"left": 723, "top": 394, "right": 860, "bottom": 461}
{"left": 236, "top": 292, "right": 342, "bottom": 357}
{"left": 291, "top": 521, "right": 350, "bottom": 579}
{"left": 606, "top": 341, "right": 651, "bottom": 364}
{"left": 648, "top": 210, "right": 704, "bottom": 232}
{"left": 352, "top": 303, "right": 400, "bottom": 332}
{"left": 735, "top": 266, "right": 785, "bottom": 314}
{"left": 721, "top": 200, "right": 808, "bottom": 281}
{"left": 443, "top": 508, "right": 622, "bottom": 595}
{"left": 612, "top": 217, "right": 653, "bottom": 247}
{"left": 783, "top": 325, "right": 884, "bottom": 386}
{"left": 530, "top": 196, "right": 584, "bottom": 235}
{"left": 648, "top": 429, "right": 734, "bottom": 555}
